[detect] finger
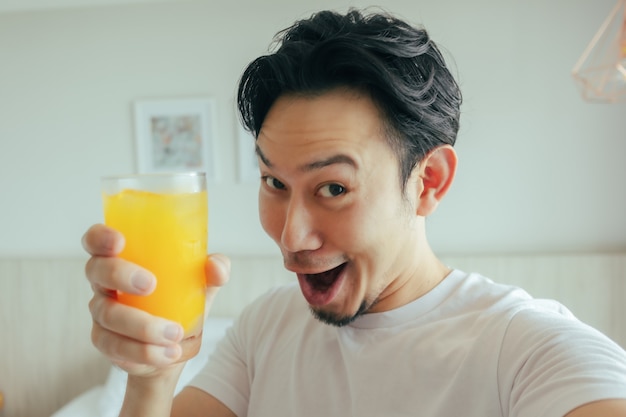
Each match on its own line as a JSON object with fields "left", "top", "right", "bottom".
{"left": 206, "top": 253, "right": 231, "bottom": 287}
{"left": 91, "top": 321, "right": 182, "bottom": 367}
{"left": 205, "top": 253, "right": 231, "bottom": 306}
{"left": 85, "top": 255, "right": 156, "bottom": 296}
{"left": 81, "top": 224, "right": 125, "bottom": 256}
{"left": 89, "top": 292, "right": 183, "bottom": 346}
{"left": 110, "top": 359, "right": 157, "bottom": 377}
{"left": 111, "top": 350, "right": 188, "bottom": 377}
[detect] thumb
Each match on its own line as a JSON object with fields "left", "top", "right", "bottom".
{"left": 205, "top": 253, "right": 231, "bottom": 310}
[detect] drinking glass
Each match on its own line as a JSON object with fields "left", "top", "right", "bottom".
{"left": 101, "top": 172, "right": 208, "bottom": 350}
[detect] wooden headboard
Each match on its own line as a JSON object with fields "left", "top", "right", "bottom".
{"left": 1, "top": 252, "right": 624, "bottom": 417}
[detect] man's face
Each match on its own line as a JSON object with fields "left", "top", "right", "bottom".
{"left": 256, "top": 89, "right": 426, "bottom": 326}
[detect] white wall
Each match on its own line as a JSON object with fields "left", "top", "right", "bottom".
{"left": 0, "top": 0, "right": 624, "bottom": 257}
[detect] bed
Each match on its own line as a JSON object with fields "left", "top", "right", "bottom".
{"left": 0, "top": 252, "right": 624, "bottom": 417}
{"left": 50, "top": 317, "right": 234, "bottom": 417}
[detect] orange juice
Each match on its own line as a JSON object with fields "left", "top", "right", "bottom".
{"left": 102, "top": 185, "right": 208, "bottom": 336}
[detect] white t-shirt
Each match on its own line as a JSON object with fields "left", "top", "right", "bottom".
{"left": 190, "top": 270, "right": 626, "bottom": 417}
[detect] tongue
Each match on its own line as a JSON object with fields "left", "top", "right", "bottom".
{"left": 310, "top": 269, "right": 338, "bottom": 290}
{"left": 298, "top": 264, "right": 345, "bottom": 306}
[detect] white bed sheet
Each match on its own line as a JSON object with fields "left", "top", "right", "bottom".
{"left": 51, "top": 317, "right": 234, "bottom": 417}
{"left": 51, "top": 387, "right": 105, "bottom": 417}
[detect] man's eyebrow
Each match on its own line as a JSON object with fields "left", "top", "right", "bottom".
{"left": 255, "top": 144, "right": 272, "bottom": 167}
{"left": 255, "top": 144, "right": 357, "bottom": 171}
{"left": 300, "top": 154, "right": 357, "bottom": 171}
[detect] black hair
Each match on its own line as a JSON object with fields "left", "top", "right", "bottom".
{"left": 237, "top": 8, "right": 462, "bottom": 191}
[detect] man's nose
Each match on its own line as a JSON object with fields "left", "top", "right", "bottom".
{"left": 280, "top": 197, "right": 322, "bottom": 253}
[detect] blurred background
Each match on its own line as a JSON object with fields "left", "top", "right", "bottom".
{"left": 0, "top": 2, "right": 625, "bottom": 416}
{"left": 0, "top": 0, "right": 624, "bottom": 257}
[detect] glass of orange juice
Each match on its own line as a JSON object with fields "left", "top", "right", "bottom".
{"left": 101, "top": 172, "right": 208, "bottom": 353}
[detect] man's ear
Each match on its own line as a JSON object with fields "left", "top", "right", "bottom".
{"left": 414, "top": 145, "right": 457, "bottom": 217}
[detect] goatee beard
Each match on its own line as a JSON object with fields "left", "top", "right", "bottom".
{"left": 309, "top": 300, "right": 371, "bottom": 327}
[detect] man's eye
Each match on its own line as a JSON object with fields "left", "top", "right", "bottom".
{"left": 263, "top": 176, "right": 286, "bottom": 190}
{"left": 318, "top": 183, "right": 346, "bottom": 198}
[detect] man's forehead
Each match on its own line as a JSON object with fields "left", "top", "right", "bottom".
{"left": 254, "top": 89, "right": 391, "bottom": 172}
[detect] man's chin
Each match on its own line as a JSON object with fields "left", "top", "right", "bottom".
{"left": 309, "top": 301, "right": 369, "bottom": 327}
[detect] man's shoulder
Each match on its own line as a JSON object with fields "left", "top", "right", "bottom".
{"left": 440, "top": 270, "right": 581, "bottom": 339}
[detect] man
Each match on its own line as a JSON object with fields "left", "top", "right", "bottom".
{"left": 83, "top": 8, "right": 626, "bottom": 417}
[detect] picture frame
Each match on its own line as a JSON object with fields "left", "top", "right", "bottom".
{"left": 237, "top": 122, "right": 259, "bottom": 183}
{"left": 133, "top": 98, "right": 217, "bottom": 181}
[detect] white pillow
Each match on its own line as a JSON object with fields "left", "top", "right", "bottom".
{"left": 98, "top": 317, "right": 233, "bottom": 416}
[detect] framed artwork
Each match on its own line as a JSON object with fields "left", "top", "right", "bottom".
{"left": 134, "top": 98, "right": 217, "bottom": 180}
{"left": 237, "top": 123, "right": 259, "bottom": 183}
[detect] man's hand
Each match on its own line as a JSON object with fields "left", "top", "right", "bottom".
{"left": 82, "top": 223, "right": 230, "bottom": 377}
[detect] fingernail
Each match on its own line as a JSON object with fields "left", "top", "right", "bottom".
{"left": 215, "top": 254, "right": 231, "bottom": 274}
{"left": 164, "top": 323, "right": 182, "bottom": 342}
{"left": 164, "top": 345, "right": 181, "bottom": 360}
{"left": 131, "top": 270, "right": 154, "bottom": 292}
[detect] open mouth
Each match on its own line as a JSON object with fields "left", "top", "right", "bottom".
{"left": 297, "top": 262, "right": 347, "bottom": 306}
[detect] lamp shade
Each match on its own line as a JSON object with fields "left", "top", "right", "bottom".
{"left": 572, "top": 0, "right": 626, "bottom": 103}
